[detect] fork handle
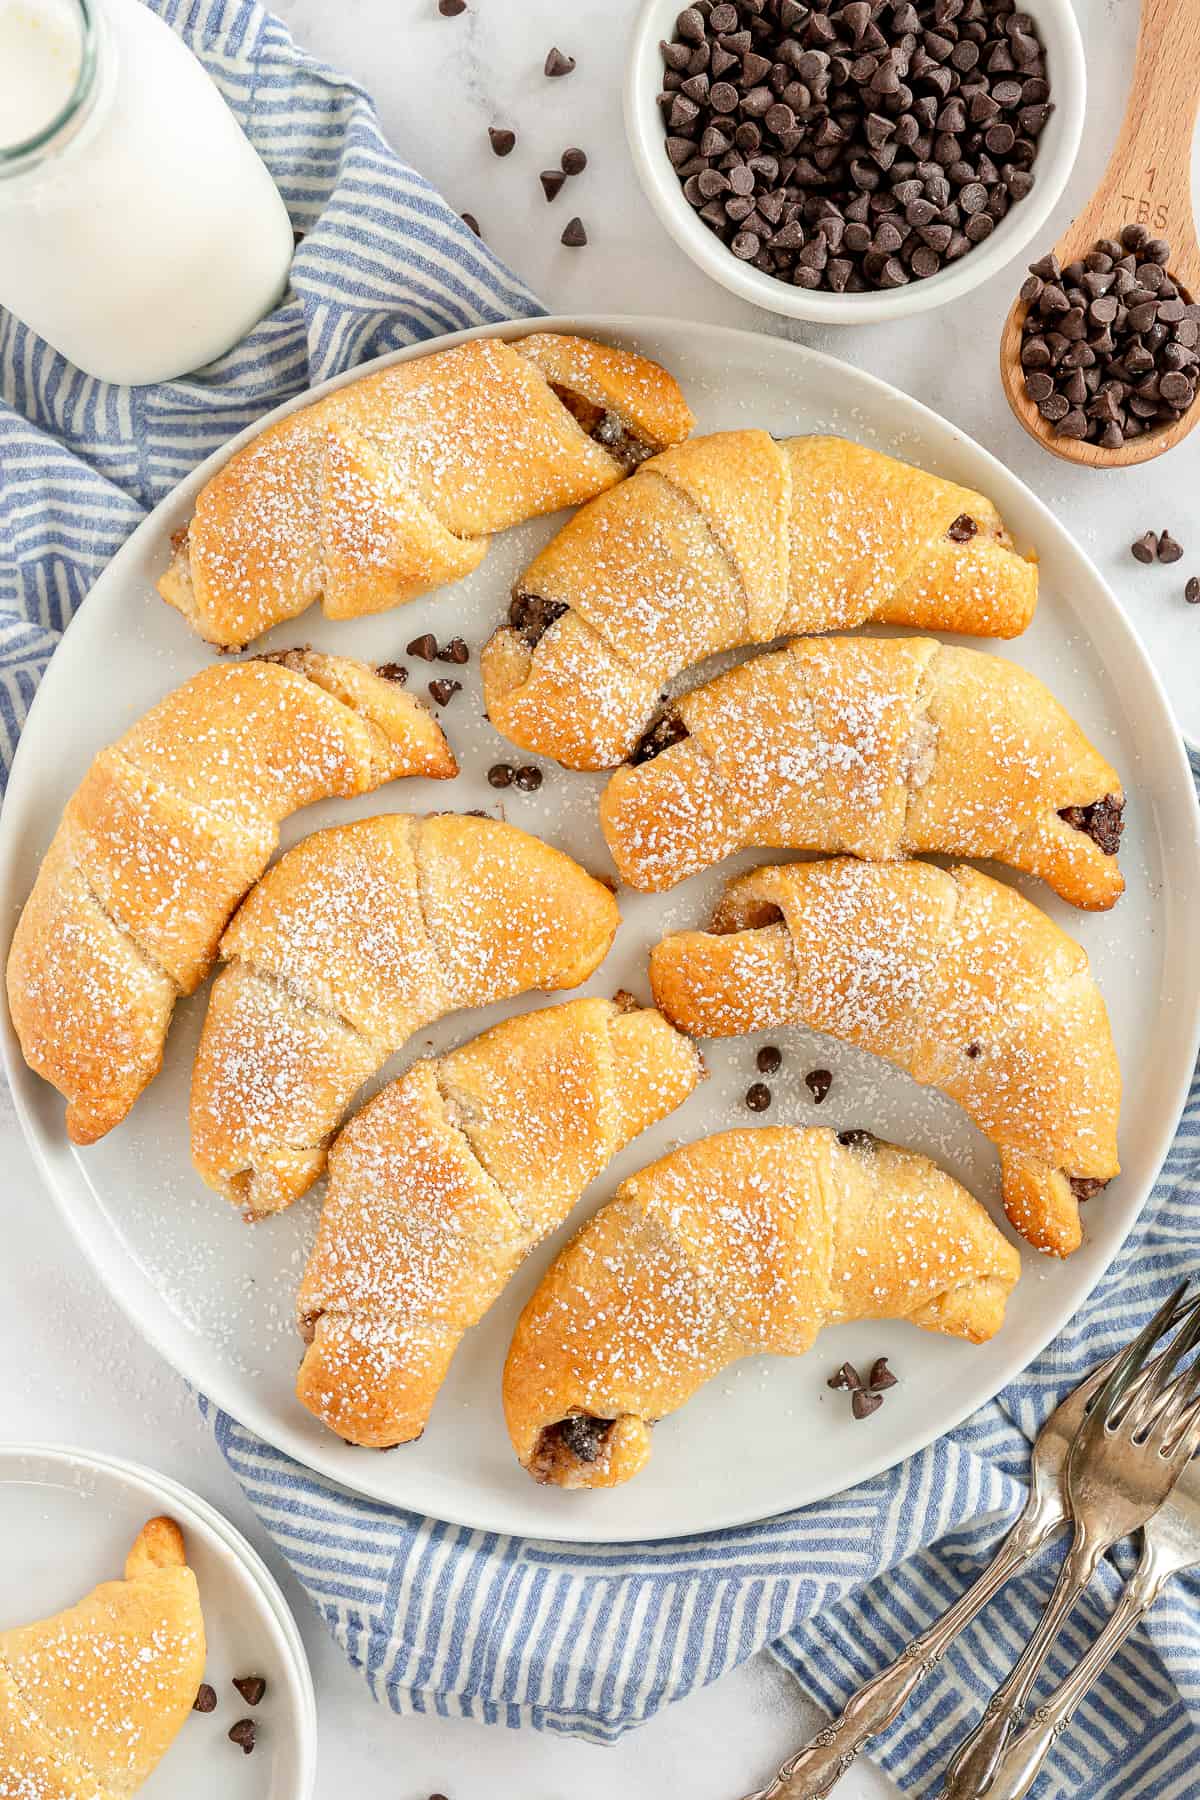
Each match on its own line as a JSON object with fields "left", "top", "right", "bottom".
{"left": 981, "top": 1550, "right": 1170, "bottom": 1800}
{"left": 736, "top": 1511, "right": 1058, "bottom": 1800}
{"left": 941, "top": 1531, "right": 1104, "bottom": 1799}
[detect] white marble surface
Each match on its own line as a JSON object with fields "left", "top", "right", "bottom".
{"left": 3, "top": 1, "right": 1199, "bottom": 1796}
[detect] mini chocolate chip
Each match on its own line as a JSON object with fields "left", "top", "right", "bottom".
{"left": 461, "top": 213, "right": 481, "bottom": 237}
{"left": 232, "top": 1676, "right": 267, "bottom": 1707}
{"left": 947, "top": 513, "right": 977, "bottom": 542}
{"left": 1159, "top": 531, "right": 1184, "bottom": 563}
{"left": 438, "top": 0, "right": 466, "bottom": 12}
{"left": 1187, "top": 577, "right": 1200, "bottom": 604}
{"left": 428, "top": 678, "right": 462, "bottom": 706}
{"left": 545, "top": 46, "right": 575, "bottom": 77}
{"left": 194, "top": 1683, "right": 217, "bottom": 1713}
{"left": 561, "top": 217, "right": 588, "bottom": 247}
{"left": 229, "top": 1719, "right": 256, "bottom": 1755}
{"left": 487, "top": 764, "right": 514, "bottom": 788}
{"left": 827, "top": 1362, "right": 863, "bottom": 1391}
{"left": 407, "top": 632, "right": 438, "bottom": 659}
{"left": 488, "top": 127, "right": 515, "bottom": 157}
{"left": 540, "top": 170, "right": 567, "bottom": 201}
{"left": 1131, "top": 531, "right": 1158, "bottom": 564}
{"left": 852, "top": 1388, "right": 884, "bottom": 1420}
{"left": 561, "top": 147, "right": 588, "bottom": 175}
{"left": 513, "top": 765, "right": 543, "bottom": 791}
{"left": 438, "top": 637, "right": 470, "bottom": 664}
{"left": 805, "top": 1067, "right": 833, "bottom": 1104}
{"left": 375, "top": 662, "right": 407, "bottom": 684}
{"left": 756, "top": 1045, "right": 782, "bottom": 1074}
{"left": 868, "top": 1357, "right": 898, "bottom": 1391}
{"left": 745, "top": 1082, "right": 772, "bottom": 1111}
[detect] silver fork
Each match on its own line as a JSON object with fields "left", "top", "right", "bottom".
{"left": 737, "top": 1285, "right": 1196, "bottom": 1800}
{"left": 980, "top": 1386, "right": 1200, "bottom": 1799}
{"left": 942, "top": 1290, "right": 1200, "bottom": 1798}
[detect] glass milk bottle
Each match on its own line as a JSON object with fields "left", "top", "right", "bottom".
{"left": 0, "top": 0, "right": 295, "bottom": 385}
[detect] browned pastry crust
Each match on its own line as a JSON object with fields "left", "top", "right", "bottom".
{"left": 296, "top": 996, "right": 703, "bottom": 1447}
{"left": 5, "top": 653, "right": 455, "bottom": 1145}
{"left": 191, "top": 814, "right": 621, "bottom": 1218}
{"left": 649, "top": 859, "right": 1121, "bottom": 1257}
{"left": 503, "top": 1127, "right": 1020, "bottom": 1489}
{"left": 482, "top": 430, "right": 1039, "bottom": 769}
{"left": 600, "top": 635, "right": 1124, "bottom": 908}
{"left": 158, "top": 332, "right": 694, "bottom": 649}
{"left": 0, "top": 1517, "right": 205, "bottom": 1797}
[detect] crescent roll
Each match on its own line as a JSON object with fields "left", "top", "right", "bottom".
{"left": 158, "top": 332, "right": 694, "bottom": 649}
{"left": 297, "top": 996, "right": 703, "bottom": 1448}
{"left": 0, "top": 1517, "right": 205, "bottom": 1796}
{"left": 649, "top": 859, "right": 1120, "bottom": 1258}
{"left": 503, "top": 1126, "right": 1020, "bottom": 1489}
{"left": 600, "top": 636, "right": 1124, "bottom": 908}
{"left": 191, "top": 814, "right": 620, "bottom": 1218}
{"left": 482, "top": 430, "right": 1039, "bottom": 769}
{"left": 6, "top": 652, "right": 454, "bottom": 1146}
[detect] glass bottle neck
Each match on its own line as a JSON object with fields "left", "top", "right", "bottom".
{"left": 0, "top": 0, "right": 105, "bottom": 182}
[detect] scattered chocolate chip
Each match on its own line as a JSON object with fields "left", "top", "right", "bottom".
{"left": 1187, "top": 576, "right": 1200, "bottom": 604}
{"left": 868, "top": 1357, "right": 898, "bottom": 1391}
{"left": 541, "top": 169, "right": 567, "bottom": 201}
{"left": 827, "top": 1362, "right": 862, "bottom": 1391}
{"left": 461, "top": 213, "right": 482, "bottom": 237}
{"left": 232, "top": 1676, "right": 266, "bottom": 1707}
{"left": 805, "top": 1067, "right": 833, "bottom": 1104}
{"left": 660, "top": 0, "right": 1051, "bottom": 294}
{"left": 513, "top": 765, "right": 543, "bottom": 791}
{"left": 947, "top": 513, "right": 977, "bottom": 543}
{"left": 228, "top": 1719, "right": 256, "bottom": 1755}
{"left": 407, "top": 632, "right": 438, "bottom": 659}
{"left": 545, "top": 46, "right": 576, "bottom": 77}
{"left": 1019, "top": 226, "right": 1197, "bottom": 445}
{"left": 438, "top": 637, "right": 470, "bottom": 664}
{"left": 852, "top": 1388, "right": 884, "bottom": 1420}
{"left": 561, "top": 216, "right": 588, "bottom": 247}
{"left": 376, "top": 662, "right": 407, "bottom": 684}
{"left": 1131, "top": 531, "right": 1158, "bottom": 564}
{"left": 429, "top": 1794, "right": 451, "bottom": 1800}
{"left": 193, "top": 1683, "right": 217, "bottom": 1713}
{"left": 487, "top": 764, "right": 514, "bottom": 788}
{"left": 837, "top": 1128, "right": 875, "bottom": 1148}
{"left": 438, "top": 0, "right": 466, "bottom": 13}
{"left": 562, "top": 147, "right": 588, "bottom": 175}
{"left": 428, "top": 678, "right": 462, "bottom": 706}
{"left": 1159, "top": 530, "right": 1184, "bottom": 564}
{"left": 756, "top": 1045, "right": 782, "bottom": 1075}
{"left": 745, "top": 1082, "right": 772, "bottom": 1111}
{"left": 488, "top": 127, "right": 515, "bottom": 157}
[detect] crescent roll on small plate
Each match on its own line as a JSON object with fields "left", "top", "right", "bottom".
{"left": 503, "top": 1126, "right": 1020, "bottom": 1490}
{"left": 191, "top": 814, "right": 620, "bottom": 1218}
{"left": 600, "top": 635, "right": 1124, "bottom": 908}
{"left": 482, "top": 430, "right": 1039, "bottom": 770}
{"left": 5, "top": 652, "right": 454, "bottom": 1146}
{"left": 650, "top": 859, "right": 1121, "bottom": 1258}
{"left": 0, "top": 1516, "right": 205, "bottom": 1796}
{"left": 158, "top": 332, "right": 694, "bottom": 649}
{"left": 297, "top": 996, "right": 703, "bottom": 1448}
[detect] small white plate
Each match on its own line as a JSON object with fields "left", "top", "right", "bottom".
{"left": 0, "top": 1444, "right": 316, "bottom": 1798}
{"left": 2, "top": 316, "right": 1199, "bottom": 1544}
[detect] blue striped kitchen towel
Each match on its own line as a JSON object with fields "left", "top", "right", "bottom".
{"left": 2, "top": 5, "right": 1200, "bottom": 1797}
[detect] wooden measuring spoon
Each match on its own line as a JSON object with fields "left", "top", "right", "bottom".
{"left": 1000, "top": 0, "right": 1200, "bottom": 468}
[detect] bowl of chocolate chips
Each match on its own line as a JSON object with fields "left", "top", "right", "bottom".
{"left": 626, "top": 0, "right": 1085, "bottom": 320}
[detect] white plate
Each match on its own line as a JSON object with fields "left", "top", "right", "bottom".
{"left": 2, "top": 317, "right": 1199, "bottom": 1544}
{"left": 0, "top": 1444, "right": 316, "bottom": 1795}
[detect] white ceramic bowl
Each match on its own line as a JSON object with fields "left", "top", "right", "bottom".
{"left": 624, "top": 0, "right": 1086, "bottom": 323}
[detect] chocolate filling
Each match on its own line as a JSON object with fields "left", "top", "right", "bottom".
{"left": 837, "top": 1129, "right": 876, "bottom": 1149}
{"left": 1058, "top": 793, "right": 1125, "bottom": 855}
{"left": 509, "top": 592, "right": 567, "bottom": 646}
{"left": 1069, "top": 1176, "right": 1110, "bottom": 1202}
{"left": 550, "top": 383, "right": 654, "bottom": 471}
{"left": 548, "top": 1413, "right": 613, "bottom": 1464}
{"left": 376, "top": 662, "right": 408, "bottom": 684}
{"left": 630, "top": 711, "right": 689, "bottom": 765}
{"left": 947, "top": 513, "right": 978, "bottom": 543}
